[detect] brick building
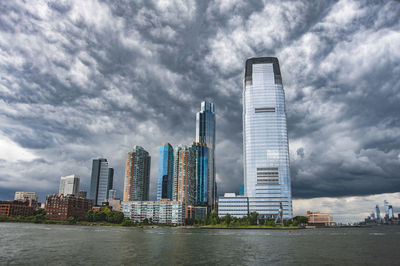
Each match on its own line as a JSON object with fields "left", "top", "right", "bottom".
{"left": 0, "top": 201, "right": 35, "bottom": 217}
{"left": 45, "top": 194, "right": 92, "bottom": 221}
{"left": 307, "top": 211, "right": 336, "bottom": 227}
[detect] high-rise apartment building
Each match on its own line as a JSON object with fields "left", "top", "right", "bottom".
{"left": 90, "top": 158, "right": 114, "bottom": 206}
{"left": 123, "top": 146, "right": 151, "bottom": 201}
{"left": 157, "top": 143, "right": 174, "bottom": 201}
{"left": 243, "top": 57, "right": 292, "bottom": 218}
{"left": 192, "top": 142, "right": 209, "bottom": 206}
{"left": 196, "top": 101, "right": 216, "bottom": 210}
{"left": 59, "top": 175, "right": 80, "bottom": 196}
{"left": 172, "top": 145, "right": 196, "bottom": 217}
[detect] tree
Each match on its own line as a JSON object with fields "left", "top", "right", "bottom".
{"left": 106, "top": 212, "right": 114, "bottom": 223}
{"left": 67, "top": 216, "right": 77, "bottom": 224}
{"left": 113, "top": 212, "right": 125, "bottom": 224}
{"left": 101, "top": 206, "right": 112, "bottom": 214}
{"left": 34, "top": 208, "right": 46, "bottom": 216}
{"left": 249, "top": 212, "right": 259, "bottom": 225}
{"left": 293, "top": 216, "right": 308, "bottom": 225}
{"left": 121, "top": 218, "right": 133, "bottom": 226}
{"left": 223, "top": 214, "right": 232, "bottom": 226}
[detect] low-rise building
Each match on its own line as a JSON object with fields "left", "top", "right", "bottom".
{"left": 121, "top": 200, "right": 185, "bottom": 225}
{"left": 307, "top": 211, "right": 336, "bottom": 226}
{"left": 218, "top": 193, "right": 249, "bottom": 218}
{"left": 45, "top": 194, "right": 92, "bottom": 221}
{"left": 0, "top": 201, "right": 35, "bottom": 217}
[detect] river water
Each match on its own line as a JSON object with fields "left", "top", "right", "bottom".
{"left": 0, "top": 222, "right": 399, "bottom": 265}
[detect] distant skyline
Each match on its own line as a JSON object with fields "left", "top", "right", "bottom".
{"left": 0, "top": 1, "right": 399, "bottom": 220}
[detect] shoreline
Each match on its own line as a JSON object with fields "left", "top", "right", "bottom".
{"left": 1, "top": 220, "right": 377, "bottom": 229}
{"left": 1, "top": 219, "right": 301, "bottom": 229}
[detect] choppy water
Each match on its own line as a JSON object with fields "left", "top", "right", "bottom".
{"left": 0, "top": 223, "right": 399, "bottom": 265}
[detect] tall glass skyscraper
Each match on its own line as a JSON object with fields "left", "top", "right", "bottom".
{"left": 90, "top": 158, "right": 114, "bottom": 206}
{"left": 196, "top": 101, "right": 216, "bottom": 210}
{"left": 123, "top": 146, "right": 151, "bottom": 201}
{"left": 192, "top": 142, "right": 209, "bottom": 205}
{"left": 243, "top": 57, "right": 292, "bottom": 218}
{"left": 157, "top": 142, "right": 174, "bottom": 201}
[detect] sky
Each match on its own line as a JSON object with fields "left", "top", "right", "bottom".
{"left": 0, "top": 0, "right": 399, "bottom": 221}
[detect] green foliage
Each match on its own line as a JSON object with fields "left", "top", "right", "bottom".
{"left": 249, "top": 212, "right": 259, "bottom": 225}
{"left": 121, "top": 218, "right": 133, "bottom": 226}
{"left": 67, "top": 216, "right": 78, "bottom": 224}
{"left": 201, "top": 213, "right": 302, "bottom": 228}
{"left": 86, "top": 210, "right": 95, "bottom": 222}
{"left": 85, "top": 209, "right": 125, "bottom": 224}
{"left": 34, "top": 208, "right": 46, "bottom": 216}
{"left": 223, "top": 214, "right": 232, "bottom": 226}
{"left": 100, "top": 206, "right": 112, "bottom": 214}
{"left": 293, "top": 216, "right": 308, "bottom": 225}
{"left": 94, "top": 211, "right": 106, "bottom": 222}
{"left": 33, "top": 214, "right": 46, "bottom": 223}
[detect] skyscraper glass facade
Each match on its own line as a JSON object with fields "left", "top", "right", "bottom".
{"left": 123, "top": 146, "right": 151, "bottom": 201}
{"left": 157, "top": 143, "right": 174, "bottom": 201}
{"left": 243, "top": 57, "right": 292, "bottom": 218}
{"left": 192, "top": 142, "right": 209, "bottom": 205}
{"left": 196, "top": 101, "right": 216, "bottom": 210}
{"left": 157, "top": 142, "right": 174, "bottom": 201}
{"left": 90, "top": 158, "right": 114, "bottom": 206}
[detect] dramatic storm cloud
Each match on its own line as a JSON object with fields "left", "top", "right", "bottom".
{"left": 1, "top": 0, "right": 399, "bottom": 217}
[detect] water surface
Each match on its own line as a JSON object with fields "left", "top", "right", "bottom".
{"left": 0, "top": 223, "right": 399, "bottom": 265}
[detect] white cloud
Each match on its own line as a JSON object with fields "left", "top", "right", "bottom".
{"left": 0, "top": 133, "right": 38, "bottom": 162}
{"left": 294, "top": 192, "right": 400, "bottom": 223}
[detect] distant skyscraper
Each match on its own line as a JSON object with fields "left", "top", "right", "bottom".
{"left": 196, "top": 101, "right": 216, "bottom": 210}
{"left": 90, "top": 158, "right": 114, "bottom": 206}
{"left": 157, "top": 143, "right": 174, "bottom": 201}
{"left": 388, "top": 205, "right": 394, "bottom": 219}
{"left": 172, "top": 145, "right": 196, "bottom": 217}
{"left": 192, "top": 142, "right": 209, "bottom": 205}
{"left": 59, "top": 175, "right": 80, "bottom": 196}
{"left": 376, "top": 205, "right": 381, "bottom": 220}
{"left": 123, "top": 146, "right": 151, "bottom": 201}
{"left": 384, "top": 200, "right": 389, "bottom": 218}
{"left": 243, "top": 57, "right": 292, "bottom": 218}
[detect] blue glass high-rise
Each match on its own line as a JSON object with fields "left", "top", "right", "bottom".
{"left": 196, "top": 101, "right": 216, "bottom": 210}
{"left": 157, "top": 143, "right": 174, "bottom": 201}
{"left": 243, "top": 57, "right": 293, "bottom": 218}
{"left": 192, "top": 142, "right": 209, "bottom": 205}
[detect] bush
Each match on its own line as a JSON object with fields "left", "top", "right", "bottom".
{"left": 67, "top": 216, "right": 77, "bottom": 224}
{"left": 121, "top": 218, "right": 133, "bottom": 226}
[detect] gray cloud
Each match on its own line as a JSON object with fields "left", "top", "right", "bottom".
{"left": 0, "top": 0, "right": 399, "bottom": 202}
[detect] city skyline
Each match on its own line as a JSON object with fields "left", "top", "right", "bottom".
{"left": 0, "top": 1, "right": 400, "bottom": 222}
